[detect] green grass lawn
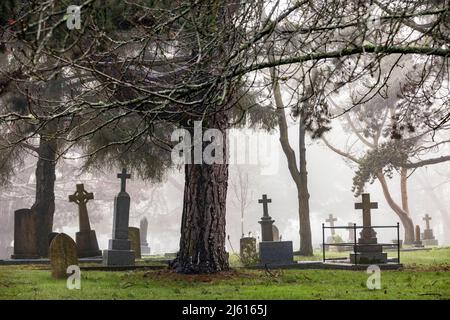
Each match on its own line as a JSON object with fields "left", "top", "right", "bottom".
{"left": 1, "top": 247, "right": 449, "bottom": 300}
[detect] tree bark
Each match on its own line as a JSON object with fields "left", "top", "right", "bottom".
{"left": 400, "top": 167, "right": 410, "bottom": 214}
{"left": 31, "top": 132, "right": 57, "bottom": 258}
{"left": 172, "top": 117, "right": 229, "bottom": 274}
{"left": 298, "top": 118, "right": 313, "bottom": 255}
{"left": 377, "top": 173, "right": 415, "bottom": 244}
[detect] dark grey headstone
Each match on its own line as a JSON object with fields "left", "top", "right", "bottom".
{"left": 103, "top": 169, "right": 135, "bottom": 266}
{"left": 259, "top": 241, "right": 294, "bottom": 266}
{"left": 12, "top": 209, "right": 39, "bottom": 259}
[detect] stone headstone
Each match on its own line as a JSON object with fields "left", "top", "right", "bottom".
{"left": 11, "top": 209, "right": 39, "bottom": 259}
{"left": 258, "top": 194, "right": 274, "bottom": 241}
{"left": 103, "top": 168, "right": 135, "bottom": 266}
{"left": 240, "top": 237, "right": 257, "bottom": 265}
{"left": 259, "top": 241, "right": 294, "bottom": 266}
{"left": 350, "top": 193, "right": 387, "bottom": 264}
{"left": 256, "top": 194, "right": 294, "bottom": 266}
{"left": 128, "top": 227, "right": 141, "bottom": 260}
{"left": 140, "top": 217, "right": 151, "bottom": 255}
{"left": 48, "top": 232, "right": 59, "bottom": 245}
{"left": 348, "top": 222, "right": 356, "bottom": 243}
{"left": 272, "top": 225, "right": 280, "bottom": 241}
{"left": 49, "top": 233, "right": 78, "bottom": 279}
{"left": 422, "top": 214, "right": 438, "bottom": 246}
{"left": 414, "top": 225, "right": 424, "bottom": 248}
{"left": 69, "top": 184, "right": 102, "bottom": 258}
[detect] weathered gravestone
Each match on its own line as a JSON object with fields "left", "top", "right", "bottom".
{"left": 421, "top": 214, "right": 438, "bottom": 246}
{"left": 350, "top": 193, "right": 388, "bottom": 264}
{"left": 128, "top": 227, "right": 141, "bottom": 260}
{"left": 69, "top": 184, "right": 102, "bottom": 258}
{"left": 272, "top": 225, "right": 280, "bottom": 241}
{"left": 48, "top": 232, "right": 59, "bottom": 245}
{"left": 140, "top": 217, "right": 151, "bottom": 255}
{"left": 240, "top": 237, "right": 257, "bottom": 265}
{"left": 103, "top": 169, "right": 135, "bottom": 266}
{"left": 11, "top": 209, "right": 39, "bottom": 259}
{"left": 348, "top": 222, "right": 356, "bottom": 243}
{"left": 49, "top": 233, "right": 78, "bottom": 279}
{"left": 414, "top": 225, "right": 424, "bottom": 248}
{"left": 257, "top": 194, "right": 294, "bottom": 266}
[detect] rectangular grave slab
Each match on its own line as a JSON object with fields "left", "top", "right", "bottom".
{"left": 350, "top": 251, "right": 388, "bottom": 264}
{"left": 259, "top": 241, "right": 294, "bottom": 266}
{"left": 422, "top": 239, "right": 439, "bottom": 246}
{"left": 102, "top": 249, "right": 135, "bottom": 266}
{"left": 12, "top": 209, "right": 39, "bottom": 259}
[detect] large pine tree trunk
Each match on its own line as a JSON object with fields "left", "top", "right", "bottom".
{"left": 172, "top": 117, "right": 229, "bottom": 274}
{"left": 31, "top": 133, "right": 57, "bottom": 258}
{"left": 298, "top": 118, "right": 313, "bottom": 255}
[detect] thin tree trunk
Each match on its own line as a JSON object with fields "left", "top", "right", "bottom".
{"left": 172, "top": 117, "right": 229, "bottom": 274}
{"left": 298, "top": 117, "right": 313, "bottom": 255}
{"left": 272, "top": 69, "right": 313, "bottom": 256}
{"left": 31, "top": 132, "right": 57, "bottom": 258}
{"left": 400, "top": 167, "right": 410, "bottom": 213}
{"left": 377, "top": 173, "right": 415, "bottom": 244}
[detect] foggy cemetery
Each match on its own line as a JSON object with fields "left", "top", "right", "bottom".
{"left": 0, "top": 0, "right": 449, "bottom": 302}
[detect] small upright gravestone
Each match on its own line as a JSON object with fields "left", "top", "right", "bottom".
{"left": 69, "top": 184, "right": 102, "bottom": 258}
{"left": 347, "top": 222, "right": 355, "bottom": 243}
{"left": 103, "top": 169, "right": 135, "bottom": 266}
{"left": 257, "top": 194, "right": 294, "bottom": 266}
{"left": 49, "top": 233, "right": 78, "bottom": 279}
{"left": 421, "top": 214, "right": 438, "bottom": 246}
{"left": 140, "top": 217, "right": 151, "bottom": 255}
{"left": 11, "top": 209, "right": 39, "bottom": 259}
{"left": 272, "top": 225, "right": 280, "bottom": 241}
{"left": 128, "top": 227, "right": 141, "bottom": 260}
{"left": 240, "top": 236, "right": 257, "bottom": 265}
{"left": 414, "top": 225, "right": 424, "bottom": 248}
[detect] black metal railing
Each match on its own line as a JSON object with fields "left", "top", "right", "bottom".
{"left": 321, "top": 222, "right": 400, "bottom": 265}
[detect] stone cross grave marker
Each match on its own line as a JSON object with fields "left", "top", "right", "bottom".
{"left": 69, "top": 184, "right": 101, "bottom": 258}
{"left": 421, "top": 214, "right": 438, "bottom": 246}
{"left": 119, "top": 168, "right": 131, "bottom": 192}
{"left": 423, "top": 214, "right": 432, "bottom": 230}
{"left": 49, "top": 233, "right": 78, "bottom": 279}
{"left": 103, "top": 168, "right": 135, "bottom": 266}
{"left": 326, "top": 214, "right": 337, "bottom": 236}
{"left": 355, "top": 193, "right": 378, "bottom": 240}
{"left": 258, "top": 194, "right": 274, "bottom": 241}
{"left": 350, "top": 193, "right": 387, "bottom": 264}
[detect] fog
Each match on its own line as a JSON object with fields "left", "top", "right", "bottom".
{"left": 2, "top": 116, "right": 448, "bottom": 258}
